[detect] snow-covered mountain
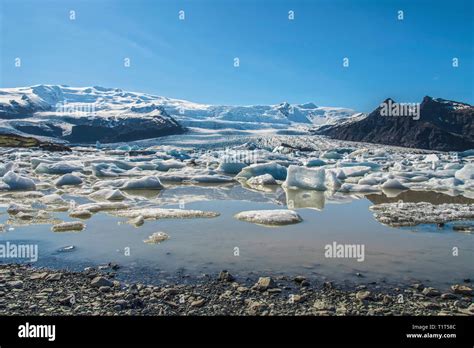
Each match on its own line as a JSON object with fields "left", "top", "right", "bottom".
{"left": 0, "top": 85, "right": 358, "bottom": 143}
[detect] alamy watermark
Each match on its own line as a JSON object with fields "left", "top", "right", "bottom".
{"left": 221, "top": 148, "right": 258, "bottom": 164}
{"left": 55, "top": 101, "right": 95, "bottom": 116}
{"left": 325, "top": 242, "right": 365, "bottom": 262}
{"left": 0, "top": 242, "right": 38, "bottom": 262}
{"left": 380, "top": 100, "right": 420, "bottom": 120}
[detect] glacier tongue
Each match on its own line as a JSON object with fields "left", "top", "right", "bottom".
{"left": 0, "top": 85, "right": 358, "bottom": 144}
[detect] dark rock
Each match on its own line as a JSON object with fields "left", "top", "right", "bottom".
{"left": 91, "top": 276, "right": 113, "bottom": 288}
{"left": 318, "top": 97, "right": 474, "bottom": 151}
{"left": 218, "top": 270, "right": 235, "bottom": 282}
{"left": 253, "top": 277, "right": 276, "bottom": 291}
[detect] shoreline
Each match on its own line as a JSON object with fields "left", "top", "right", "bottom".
{"left": 0, "top": 263, "right": 472, "bottom": 316}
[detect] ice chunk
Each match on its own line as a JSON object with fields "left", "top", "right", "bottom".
{"left": 91, "top": 163, "right": 125, "bottom": 177}
{"left": 2, "top": 171, "right": 36, "bottom": 191}
{"left": 36, "top": 162, "right": 83, "bottom": 175}
{"left": 339, "top": 183, "right": 379, "bottom": 193}
{"left": 339, "top": 161, "right": 381, "bottom": 170}
{"left": 337, "top": 166, "right": 372, "bottom": 177}
{"left": 305, "top": 158, "right": 327, "bottom": 167}
{"left": 41, "top": 193, "right": 67, "bottom": 205}
{"left": 121, "top": 176, "right": 164, "bottom": 190}
{"left": 380, "top": 179, "right": 408, "bottom": 190}
{"left": 113, "top": 207, "right": 219, "bottom": 220}
{"left": 160, "top": 173, "right": 234, "bottom": 183}
{"left": 167, "top": 149, "right": 190, "bottom": 160}
{"left": 69, "top": 209, "right": 92, "bottom": 219}
{"left": 459, "top": 149, "right": 474, "bottom": 158}
{"left": 284, "top": 165, "right": 326, "bottom": 191}
{"left": 7, "top": 203, "right": 35, "bottom": 215}
{"left": 370, "top": 202, "right": 474, "bottom": 227}
{"left": 154, "top": 159, "right": 186, "bottom": 171}
{"left": 144, "top": 231, "right": 169, "bottom": 244}
{"left": 218, "top": 161, "right": 248, "bottom": 174}
{"left": 89, "top": 189, "right": 127, "bottom": 201}
{"left": 128, "top": 215, "right": 145, "bottom": 227}
{"left": 247, "top": 174, "right": 277, "bottom": 186}
{"left": 321, "top": 151, "right": 343, "bottom": 160}
{"left": 76, "top": 202, "right": 129, "bottom": 213}
{"left": 358, "top": 175, "right": 383, "bottom": 186}
{"left": 55, "top": 174, "right": 83, "bottom": 187}
{"left": 425, "top": 177, "right": 463, "bottom": 191}
{"left": 236, "top": 162, "right": 287, "bottom": 180}
{"left": 325, "top": 171, "right": 341, "bottom": 190}
{"left": 444, "top": 163, "right": 463, "bottom": 170}
{"left": 234, "top": 209, "right": 302, "bottom": 226}
{"left": 455, "top": 164, "right": 474, "bottom": 181}
{"left": 51, "top": 221, "right": 85, "bottom": 232}
{"left": 0, "top": 162, "right": 15, "bottom": 177}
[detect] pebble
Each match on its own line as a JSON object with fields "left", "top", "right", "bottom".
{"left": 218, "top": 270, "right": 235, "bottom": 282}
{"left": 451, "top": 284, "right": 473, "bottom": 296}
{"left": 91, "top": 276, "right": 114, "bottom": 288}
{"left": 422, "top": 287, "right": 440, "bottom": 297}
{"left": 253, "top": 277, "right": 275, "bottom": 291}
{"left": 356, "top": 291, "right": 373, "bottom": 301}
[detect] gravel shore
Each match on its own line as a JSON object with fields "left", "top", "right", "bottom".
{"left": 0, "top": 264, "right": 473, "bottom": 316}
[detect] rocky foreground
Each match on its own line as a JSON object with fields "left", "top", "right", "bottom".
{"left": 0, "top": 264, "right": 473, "bottom": 316}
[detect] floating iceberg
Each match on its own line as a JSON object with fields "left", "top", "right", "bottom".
{"left": 236, "top": 162, "right": 287, "bottom": 180}
{"left": 120, "top": 176, "right": 164, "bottom": 190}
{"left": 380, "top": 179, "right": 408, "bottom": 190}
{"left": 113, "top": 207, "right": 220, "bottom": 220}
{"left": 55, "top": 174, "right": 83, "bottom": 187}
{"left": 2, "top": 171, "right": 36, "bottom": 191}
{"left": 455, "top": 164, "right": 474, "bottom": 181}
{"left": 144, "top": 231, "right": 169, "bottom": 244}
{"left": 36, "top": 162, "right": 83, "bottom": 175}
{"left": 89, "top": 189, "right": 127, "bottom": 201}
{"left": 76, "top": 202, "right": 129, "bottom": 213}
{"left": 217, "top": 160, "right": 248, "bottom": 174}
{"left": 284, "top": 165, "right": 326, "bottom": 191}
{"left": 370, "top": 202, "right": 474, "bottom": 227}
{"left": 234, "top": 209, "right": 302, "bottom": 226}
{"left": 247, "top": 174, "right": 277, "bottom": 186}
{"left": 339, "top": 183, "right": 379, "bottom": 193}
{"left": 51, "top": 221, "right": 85, "bottom": 232}
{"left": 305, "top": 158, "right": 327, "bottom": 167}
{"left": 154, "top": 159, "right": 186, "bottom": 171}
{"left": 0, "top": 162, "right": 15, "bottom": 177}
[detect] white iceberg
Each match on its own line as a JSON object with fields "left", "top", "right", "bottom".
{"left": 144, "top": 231, "right": 169, "bottom": 244}
{"left": 284, "top": 165, "right": 326, "bottom": 191}
{"left": 120, "top": 176, "right": 164, "bottom": 190}
{"left": 234, "top": 209, "right": 302, "bottom": 226}
{"left": 339, "top": 183, "right": 379, "bottom": 193}
{"left": 236, "top": 162, "right": 287, "bottom": 180}
{"left": 2, "top": 171, "right": 36, "bottom": 191}
{"left": 113, "top": 207, "right": 220, "bottom": 220}
{"left": 76, "top": 202, "right": 129, "bottom": 213}
{"left": 380, "top": 179, "right": 408, "bottom": 190}
{"left": 89, "top": 189, "right": 127, "bottom": 201}
{"left": 55, "top": 174, "right": 83, "bottom": 187}
{"left": 36, "top": 162, "right": 83, "bottom": 175}
{"left": 217, "top": 161, "right": 248, "bottom": 174}
{"left": 455, "top": 164, "right": 474, "bottom": 181}
{"left": 247, "top": 174, "right": 277, "bottom": 186}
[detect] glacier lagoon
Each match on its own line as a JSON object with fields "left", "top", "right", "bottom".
{"left": 0, "top": 132, "right": 473, "bottom": 291}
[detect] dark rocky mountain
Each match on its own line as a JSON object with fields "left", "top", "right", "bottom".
{"left": 318, "top": 97, "right": 474, "bottom": 151}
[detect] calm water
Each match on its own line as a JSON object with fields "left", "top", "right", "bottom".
{"left": 0, "top": 185, "right": 473, "bottom": 290}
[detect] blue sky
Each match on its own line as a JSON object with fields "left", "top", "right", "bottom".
{"left": 1, "top": 0, "right": 472, "bottom": 111}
